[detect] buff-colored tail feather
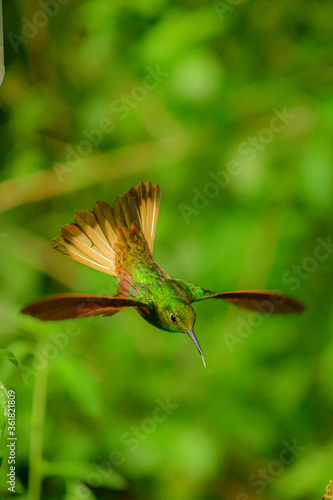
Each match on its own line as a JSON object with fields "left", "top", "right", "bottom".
{"left": 52, "top": 181, "right": 161, "bottom": 277}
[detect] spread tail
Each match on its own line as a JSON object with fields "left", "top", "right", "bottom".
{"left": 52, "top": 181, "right": 161, "bottom": 276}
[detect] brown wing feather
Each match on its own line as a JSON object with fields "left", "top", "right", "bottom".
{"left": 213, "top": 290, "right": 305, "bottom": 314}
{"left": 21, "top": 294, "right": 140, "bottom": 321}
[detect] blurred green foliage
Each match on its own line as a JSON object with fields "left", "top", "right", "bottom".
{"left": 1, "top": 0, "right": 333, "bottom": 499}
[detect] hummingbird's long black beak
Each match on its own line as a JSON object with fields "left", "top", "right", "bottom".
{"left": 187, "top": 330, "right": 206, "bottom": 368}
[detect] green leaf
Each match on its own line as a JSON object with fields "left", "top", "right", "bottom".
{"left": 64, "top": 480, "right": 97, "bottom": 500}
{"left": 0, "top": 348, "right": 23, "bottom": 375}
{"left": 0, "top": 380, "right": 8, "bottom": 439}
{"left": 43, "top": 460, "right": 128, "bottom": 490}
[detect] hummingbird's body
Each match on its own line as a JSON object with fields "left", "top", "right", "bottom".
{"left": 22, "top": 181, "right": 304, "bottom": 366}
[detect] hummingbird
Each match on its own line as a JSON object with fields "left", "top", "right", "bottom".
{"left": 21, "top": 181, "right": 305, "bottom": 366}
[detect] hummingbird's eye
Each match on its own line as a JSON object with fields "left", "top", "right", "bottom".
{"left": 170, "top": 313, "right": 177, "bottom": 323}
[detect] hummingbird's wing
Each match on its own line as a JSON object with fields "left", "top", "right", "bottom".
{"left": 21, "top": 294, "right": 143, "bottom": 321}
{"left": 194, "top": 290, "right": 305, "bottom": 314}
{"left": 52, "top": 181, "right": 161, "bottom": 277}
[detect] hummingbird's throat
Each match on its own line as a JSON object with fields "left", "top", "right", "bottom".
{"left": 187, "top": 330, "right": 206, "bottom": 368}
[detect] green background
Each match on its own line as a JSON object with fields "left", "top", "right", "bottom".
{"left": 0, "top": 0, "right": 333, "bottom": 498}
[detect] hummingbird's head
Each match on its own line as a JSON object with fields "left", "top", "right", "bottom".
{"left": 159, "top": 298, "right": 206, "bottom": 367}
